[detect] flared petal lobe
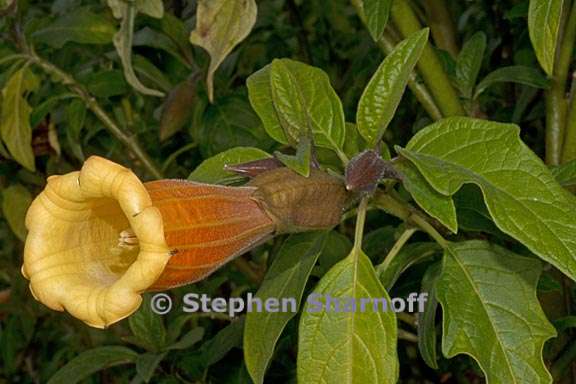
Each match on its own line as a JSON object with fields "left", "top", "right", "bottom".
{"left": 23, "top": 156, "right": 171, "bottom": 328}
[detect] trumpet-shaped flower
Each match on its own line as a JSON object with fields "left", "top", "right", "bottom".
{"left": 22, "top": 156, "right": 346, "bottom": 328}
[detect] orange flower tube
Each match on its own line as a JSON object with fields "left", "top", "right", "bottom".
{"left": 22, "top": 156, "right": 346, "bottom": 328}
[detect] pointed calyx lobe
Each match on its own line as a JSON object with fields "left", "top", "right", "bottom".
{"left": 345, "top": 149, "right": 399, "bottom": 193}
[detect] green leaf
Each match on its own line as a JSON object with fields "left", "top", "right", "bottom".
{"left": 47, "top": 346, "right": 138, "bottom": 384}
{"left": 274, "top": 136, "right": 312, "bottom": 177}
{"left": 81, "top": 70, "right": 128, "bottom": 98}
{"left": 65, "top": 99, "right": 87, "bottom": 161}
{"left": 167, "top": 327, "right": 205, "bottom": 351}
{"left": 455, "top": 32, "right": 486, "bottom": 99}
{"left": 189, "top": 0, "right": 257, "bottom": 102}
{"left": 0, "top": 67, "right": 39, "bottom": 171}
{"left": 245, "top": 232, "right": 327, "bottom": 384}
{"left": 475, "top": 65, "right": 550, "bottom": 98}
{"left": 129, "top": 295, "right": 167, "bottom": 352}
{"left": 269, "top": 58, "right": 346, "bottom": 153}
{"left": 357, "top": 28, "right": 429, "bottom": 147}
{"left": 454, "top": 184, "right": 501, "bottom": 235}
{"left": 398, "top": 117, "right": 576, "bottom": 281}
{"left": 136, "top": 0, "right": 163, "bottom": 18}
{"left": 133, "top": 27, "right": 190, "bottom": 67}
{"left": 32, "top": 8, "right": 116, "bottom": 48}
{"left": 418, "top": 262, "right": 441, "bottom": 369}
{"left": 132, "top": 54, "right": 173, "bottom": 93}
{"left": 551, "top": 159, "right": 576, "bottom": 187}
{"left": 135, "top": 352, "right": 166, "bottom": 383}
{"left": 195, "top": 95, "right": 275, "bottom": 158}
{"left": 437, "top": 241, "right": 556, "bottom": 383}
{"left": 298, "top": 248, "right": 398, "bottom": 383}
{"left": 377, "top": 242, "right": 440, "bottom": 290}
{"left": 200, "top": 317, "right": 244, "bottom": 367}
{"left": 247, "top": 65, "right": 289, "bottom": 145}
{"left": 364, "top": 0, "right": 392, "bottom": 42}
{"left": 2, "top": 184, "right": 32, "bottom": 241}
{"left": 160, "top": 76, "right": 196, "bottom": 141}
{"left": 188, "top": 147, "right": 272, "bottom": 185}
{"left": 112, "top": 2, "right": 165, "bottom": 97}
{"left": 30, "top": 93, "right": 77, "bottom": 128}
{"left": 395, "top": 158, "right": 457, "bottom": 233}
{"left": 528, "top": 0, "right": 564, "bottom": 75}
{"left": 314, "top": 230, "right": 353, "bottom": 277}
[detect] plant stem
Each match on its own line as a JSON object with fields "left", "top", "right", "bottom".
{"left": 391, "top": 0, "right": 465, "bottom": 117}
{"left": 422, "top": 0, "right": 459, "bottom": 57}
{"left": 560, "top": 1, "right": 576, "bottom": 162}
{"left": 379, "top": 36, "right": 443, "bottom": 120}
{"left": 378, "top": 227, "right": 417, "bottom": 274}
{"left": 350, "top": 0, "right": 443, "bottom": 121}
{"left": 547, "top": 0, "right": 576, "bottom": 165}
{"left": 27, "top": 53, "right": 164, "bottom": 179}
{"left": 398, "top": 329, "right": 419, "bottom": 343}
{"left": 353, "top": 197, "right": 369, "bottom": 251}
{"left": 374, "top": 191, "right": 448, "bottom": 248}
{"left": 551, "top": 337, "right": 576, "bottom": 380}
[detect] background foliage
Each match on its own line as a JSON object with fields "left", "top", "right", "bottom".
{"left": 2, "top": 0, "right": 576, "bottom": 383}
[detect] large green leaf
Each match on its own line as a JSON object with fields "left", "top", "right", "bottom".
{"left": 188, "top": 147, "right": 271, "bottom": 185}
{"left": 455, "top": 32, "right": 486, "bottom": 99}
{"left": 298, "top": 248, "right": 398, "bottom": 383}
{"left": 357, "top": 28, "right": 428, "bottom": 147}
{"left": 437, "top": 241, "right": 555, "bottom": 383}
{"left": 528, "top": 0, "right": 564, "bottom": 75}
{"left": 1, "top": 184, "right": 32, "bottom": 241}
{"left": 189, "top": 0, "right": 257, "bottom": 102}
{"left": 245, "top": 232, "right": 327, "bottom": 384}
{"left": 398, "top": 117, "right": 576, "bottom": 281}
{"left": 47, "top": 346, "right": 138, "bottom": 384}
{"left": 474, "top": 65, "right": 550, "bottom": 99}
{"left": 32, "top": 8, "right": 116, "bottom": 48}
{"left": 111, "top": 1, "right": 165, "bottom": 97}
{"left": 248, "top": 60, "right": 346, "bottom": 155}
{"left": 395, "top": 158, "right": 457, "bottom": 233}
{"left": 0, "top": 67, "right": 39, "bottom": 171}
{"left": 269, "top": 59, "right": 346, "bottom": 152}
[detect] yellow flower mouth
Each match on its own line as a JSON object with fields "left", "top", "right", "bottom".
{"left": 22, "top": 156, "right": 171, "bottom": 328}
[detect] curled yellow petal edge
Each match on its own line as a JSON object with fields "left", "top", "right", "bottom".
{"left": 22, "top": 156, "right": 171, "bottom": 328}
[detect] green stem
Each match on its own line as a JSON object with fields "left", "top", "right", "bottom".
{"left": 560, "top": 1, "right": 576, "bottom": 163}
{"left": 350, "top": 0, "right": 443, "bottom": 121}
{"left": 374, "top": 191, "right": 448, "bottom": 248}
{"left": 28, "top": 53, "right": 164, "bottom": 179}
{"left": 551, "top": 338, "right": 576, "bottom": 380}
{"left": 547, "top": 0, "right": 576, "bottom": 165}
{"left": 378, "top": 227, "right": 417, "bottom": 273}
{"left": 379, "top": 36, "right": 443, "bottom": 120}
{"left": 422, "top": 0, "right": 459, "bottom": 57}
{"left": 391, "top": 0, "right": 465, "bottom": 117}
{"left": 353, "top": 197, "right": 369, "bottom": 251}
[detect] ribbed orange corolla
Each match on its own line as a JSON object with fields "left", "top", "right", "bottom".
{"left": 22, "top": 156, "right": 346, "bottom": 328}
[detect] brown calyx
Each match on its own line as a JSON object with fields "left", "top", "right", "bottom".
{"left": 248, "top": 167, "right": 348, "bottom": 233}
